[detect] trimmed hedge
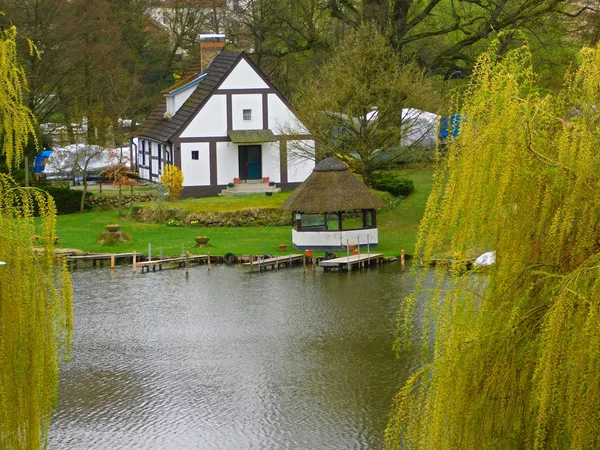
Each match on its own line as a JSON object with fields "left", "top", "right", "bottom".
{"left": 39, "top": 186, "right": 92, "bottom": 214}
{"left": 371, "top": 172, "right": 415, "bottom": 197}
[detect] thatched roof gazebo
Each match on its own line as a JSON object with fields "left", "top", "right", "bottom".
{"left": 282, "top": 157, "right": 385, "bottom": 251}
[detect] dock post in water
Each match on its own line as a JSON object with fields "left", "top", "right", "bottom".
{"left": 367, "top": 235, "right": 371, "bottom": 267}
{"left": 303, "top": 253, "right": 306, "bottom": 271}
{"left": 346, "top": 239, "right": 351, "bottom": 272}
{"left": 132, "top": 251, "right": 137, "bottom": 274}
{"left": 148, "top": 243, "right": 152, "bottom": 262}
{"left": 111, "top": 253, "right": 115, "bottom": 270}
{"left": 401, "top": 250, "right": 405, "bottom": 271}
{"left": 208, "top": 252, "right": 211, "bottom": 271}
{"left": 185, "top": 251, "right": 190, "bottom": 275}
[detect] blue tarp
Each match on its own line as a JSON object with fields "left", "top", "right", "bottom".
{"left": 34, "top": 149, "right": 53, "bottom": 174}
{"left": 438, "top": 114, "right": 462, "bottom": 140}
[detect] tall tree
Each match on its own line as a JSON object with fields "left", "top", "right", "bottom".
{"left": 0, "top": 24, "right": 73, "bottom": 450}
{"left": 224, "top": 0, "right": 337, "bottom": 95}
{"left": 294, "top": 24, "right": 441, "bottom": 185}
{"left": 387, "top": 41, "right": 600, "bottom": 449}
{"left": 327, "top": 0, "right": 598, "bottom": 78}
{"left": 1, "top": 0, "right": 172, "bottom": 148}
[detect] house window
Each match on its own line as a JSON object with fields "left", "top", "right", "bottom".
{"left": 141, "top": 141, "right": 146, "bottom": 165}
{"left": 191, "top": 150, "right": 199, "bottom": 160}
{"left": 243, "top": 109, "right": 252, "bottom": 121}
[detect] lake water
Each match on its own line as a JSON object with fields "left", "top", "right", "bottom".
{"left": 48, "top": 263, "right": 420, "bottom": 449}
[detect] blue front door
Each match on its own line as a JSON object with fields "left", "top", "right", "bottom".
{"left": 239, "top": 145, "right": 262, "bottom": 180}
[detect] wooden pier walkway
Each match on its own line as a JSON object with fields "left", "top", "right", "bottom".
{"left": 320, "top": 253, "right": 384, "bottom": 271}
{"left": 66, "top": 252, "right": 135, "bottom": 269}
{"left": 135, "top": 254, "right": 209, "bottom": 273}
{"left": 243, "top": 254, "right": 305, "bottom": 271}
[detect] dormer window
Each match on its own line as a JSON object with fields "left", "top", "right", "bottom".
{"left": 243, "top": 109, "right": 252, "bottom": 121}
{"left": 166, "top": 96, "right": 176, "bottom": 116}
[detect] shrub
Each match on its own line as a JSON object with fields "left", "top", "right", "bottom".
{"left": 371, "top": 172, "right": 414, "bottom": 197}
{"left": 160, "top": 165, "right": 184, "bottom": 200}
{"left": 97, "top": 231, "right": 132, "bottom": 245}
{"left": 39, "top": 185, "right": 92, "bottom": 214}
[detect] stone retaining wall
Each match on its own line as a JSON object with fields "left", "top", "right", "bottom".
{"left": 87, "top": 193, "right": 158, "bottom": 210}
{"left": 130, "top": 204, "right": 290, "bottom": 227}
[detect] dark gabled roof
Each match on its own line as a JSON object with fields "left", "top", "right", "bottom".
{"left": 281, "top": 157, "right": 385, "bottom": 213}
{"left": 136, "top": 50, "right": 240, "bottom": 142}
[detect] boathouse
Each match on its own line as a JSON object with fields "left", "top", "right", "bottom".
{"left": 281, "top": 157, "right": 385, "bottom": 251}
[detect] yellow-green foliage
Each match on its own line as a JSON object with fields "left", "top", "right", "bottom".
{"left": 387, "top": 42, "right": 600, "bottom": 449}
{"left": 160, "top": 164, "right": 184, "bottom": 201}
{"left": 0, "top": 25, "right": 38, "bottom": 169}
{"left": 0, "top": 175, "right": 73, "bottom": 449}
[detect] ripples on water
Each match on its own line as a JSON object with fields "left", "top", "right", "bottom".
{"left": 48, "top": 263, "right": 420, "bottom": 449}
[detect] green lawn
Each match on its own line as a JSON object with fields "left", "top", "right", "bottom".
{"left": 161, "top": 191, "right": 293, "bottom": 212}
{"left": 52, "top": 168, "right": 434, "bottom": 257}
{"left": 378, "top": 167, "right": 435, "bottom": 255}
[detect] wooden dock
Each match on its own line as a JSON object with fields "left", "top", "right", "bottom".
{"left": 243, "top": 254, "right": 305, "bottom": 271}
{"left": 66, "top": 252, "right": 136, "bottom": 269}
{"left": 320, "top": 253, "right": 384, "bottom": 271}
{"left": 135, "top": 254, "right": 209, "bottom": 273}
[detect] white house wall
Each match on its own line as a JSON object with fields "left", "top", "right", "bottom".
{"left": 287, "top": 140, "right": 314, "bottom": 182}
{"left": 173, "top": 84, "right": 198, "bottom": 113}
{"left": 181, "top": 142, "right": 210, "bottom": 186}
{"left": 138, "top": 138, "right": 168, "bottom": 182}
{"left": 218, "top": 59, "right": 269, "bottom": 90}
{"left": 262, "top": 142, "right": 280, "bottom": 183}
{"left": 180, "top": 95, "right": 227, "bottom": 138}
{"left": 268, "top": 94, "right": 308, "bottom": 134}
{"left": 232, "top": 94, "right": 263, "bottom": 130}
{"left": 216, "top": 142, "right": 238, "bottom": 184}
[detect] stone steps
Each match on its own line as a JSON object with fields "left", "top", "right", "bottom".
{"left": 220, "top": 183, "right": 281, "bottom": 196}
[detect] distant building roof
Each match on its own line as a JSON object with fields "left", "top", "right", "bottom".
{"left": 281, "top": 157, "right": 385, "bottom": 213}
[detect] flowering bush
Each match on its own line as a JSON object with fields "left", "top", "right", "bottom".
{"left": 160, "top": 165, "right": 184, "bottom": 201}
{"left": 165, "top": 219, "right": 182, "bottom": 227}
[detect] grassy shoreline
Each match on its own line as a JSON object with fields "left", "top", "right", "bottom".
{"left": 50, "top": 169, "right": 434, "bottom": 257}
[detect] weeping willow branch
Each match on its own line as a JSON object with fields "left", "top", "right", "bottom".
{"left": 0, "top": 23, "right": 73, "bottom": 449}
{"left": 0, "top": 25, "right": 39, "bottom": 170}
{"left": 0, "top": 174, "right": 73, "bottom": 450}
{"left": 387, "top": 41, "right": 600, "bottom": 449}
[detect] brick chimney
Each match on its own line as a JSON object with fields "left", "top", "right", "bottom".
{"left": 198, "top": 34, "right": 226, "bottom": 72}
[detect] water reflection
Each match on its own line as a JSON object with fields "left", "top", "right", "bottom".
{"left": 49, "top": 263, "right": 420, "bottom": 449}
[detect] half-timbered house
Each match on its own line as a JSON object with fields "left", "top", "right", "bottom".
{"left": 135, "top": 36, "right": 315, "bottom": 197}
